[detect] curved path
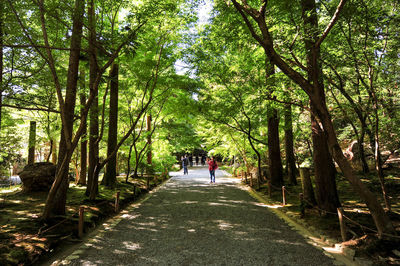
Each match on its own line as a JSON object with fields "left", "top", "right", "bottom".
{"left": 53, "top": 167, "right": 335, "bottom": 265}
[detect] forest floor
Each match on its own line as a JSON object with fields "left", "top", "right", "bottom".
{"left": 0, "top": 174, "right": 167, "bottom": 265}
{"left": 239, "top": 166, "right": 400, "bottom": 265}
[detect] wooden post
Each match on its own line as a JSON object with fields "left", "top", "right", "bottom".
{"left": 337, "top": 207, "right": 347, "bottom": 242}
{"left": 268, "top": 179, "right": 271, "bottom": 197}
{"left": 299, "top": 193, "right": 305, "bottom": 218}
{"left": 79, "top": 206, "right": 84, "bottom": 238}
{"left": 115, "top": 191, "right": 120, "bottom": 213}
{"left": 282, "top": 186, "right": 286, "bottom": 206}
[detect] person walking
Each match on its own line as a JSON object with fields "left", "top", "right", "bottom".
{"left": 201, "top": 155, "right": 206, "bottom": 166}
{"left": 195, "top": 156, "right": 199, "bottom": 166}
{"left": 189, "top": 155, "right": 193, "bottom": 167}
{"left": 182, "top": 155, "right": 189, "bottom": 175}
{"left": 207, "top": 156, "right": 218, "bottom": 183}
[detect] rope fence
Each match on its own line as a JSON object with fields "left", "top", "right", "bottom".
{"left": 240, "top": 171, "right": 399, "bottom": 240}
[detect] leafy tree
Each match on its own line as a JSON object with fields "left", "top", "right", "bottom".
{"left": 228, "top": 0, "right": 394, "bottom": 235}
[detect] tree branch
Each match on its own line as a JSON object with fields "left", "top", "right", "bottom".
{"left": 315, "top": 0, "right": 348, "bottom": 48}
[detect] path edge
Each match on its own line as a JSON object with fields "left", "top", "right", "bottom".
{"left": 240, "top": 183, "right": 363, "bottom": 266}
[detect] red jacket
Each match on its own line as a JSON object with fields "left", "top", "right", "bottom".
{"left": 208, "top": 160, "right": 218, "bottom": 171}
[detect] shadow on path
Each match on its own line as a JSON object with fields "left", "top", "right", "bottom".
{"left": 55, "top": 167, "right": 334, "bottom": 265}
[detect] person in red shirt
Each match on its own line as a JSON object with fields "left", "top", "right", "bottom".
{"left": 207, "top": 156, "right": 218, "bottom": 183}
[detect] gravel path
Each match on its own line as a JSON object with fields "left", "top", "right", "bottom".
{"left": 57, "top": 167, "right": 335, "bottom": 265}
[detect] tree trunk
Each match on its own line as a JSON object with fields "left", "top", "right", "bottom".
{"left": 284, "top": 102, "right": 297, "bottom": 185}
{"left": 51, "top": 140, "right": 57, "bottom": 165}
{"left": 103, "top": 63, "right": 119, "bottom": 187}
{"left": 265, "top": 58, "right": 283, "bottom": 188}
{"left": 126, "top": 140, "right": 134, "bottom": 183}
{"left": 311, "top": 110, "right": 341, "bottom": 212}
{"left": 28, "top": 121, "right": 36, "bottom": 164}
{"left": 146, "top": 114, "right": 152, "bottom": 166}
{"left": 268, "top": 107, "right": 283, "bottom": 188}
{"left": 372, "top": 91, "right": 390, "bottom": 211}
{"left": 358, "top": 128, "right": 369, "bottom": 173}
{"left": 0, "top": 1, "right": 3, "bottom": 135}
{"left": 86, "top": 0, "right": 99, "bottom": 199}
{"left": 78, "top": 90, "right": 87, "bottom": 185}
{"left": 46, "top": 139, "right": 53, "bottom": 162}
{"left": 301, "top": 0, "right": 340, "bottom": 213}
{"left": 300, "top": 168, "right": 317, "bottom": 206}
{"left": 316, "top": 98, "right": 395, "bottom": 236}
{"left": 42, "top": 0, "right": 85, "bottom": 219}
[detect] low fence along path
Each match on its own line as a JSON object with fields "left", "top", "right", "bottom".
{"left": 55, "top": 167, "right": 335, "bottom": 265}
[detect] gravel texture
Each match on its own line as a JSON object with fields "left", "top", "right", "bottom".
{"left": 58, "top": 167, "right": 335, "bottom": 265}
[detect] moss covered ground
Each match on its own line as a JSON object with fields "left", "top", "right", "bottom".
{"left": 0, "top": 174, "right": 166, "bottom": 265}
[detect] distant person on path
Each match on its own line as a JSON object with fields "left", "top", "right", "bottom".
{"left": 189, "top": 155, "right": 193, "bottom": 167}
{"left": 207, "top": 156, "right": 218, "bottom": 183}
{"left": 201, "top": 155, "right": 206, "bottom": 166}
{"left": 195, "top": 156, "right": 199, "bottom": 166}
{"left": 182, "top": 155, "right": 189, "bottom": 175}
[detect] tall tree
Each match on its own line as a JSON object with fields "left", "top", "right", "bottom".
{"left": 103, "top": 63, "right": 119, "bottom": 187}
{"left": 301, "top": 0, "right": 340, "bottom": 213}
{"left": 87, "top": 0, "right": 100, "bottom": 199}
{"left": 284, "top": 100, "right": 297, "bottom": 185}
{"left": 265, "top": 59, "right": 284, "bottom": 188}
{"left": 43, "top": 0, "right": 86, "bottom": 218}
{"left": 78, "top": 70, "right": 87, "bottom": 185}
{"left": 230, "top": 0, "right": 395, "bottom": 235}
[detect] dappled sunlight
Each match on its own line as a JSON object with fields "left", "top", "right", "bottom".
{"left": 253, "top": 202, "right": 284, "bottom": 209}
{"left": 60, "top": 167, "right": 335, "bottom": 265}
{"left": 181, "top": 200, "right": 199, "bottom": 204}
{"left": 322, "top": 245, "right": 344, "bottom": 254}
{"left": 345, "top": 208, "right": 370, "bottom": 214}
{"left": 122, "top": 241, "right": 141, "bottom": 251}
{"left": 208, "top": 202, "right": 229, "bottom": 206}
{"left": 121, "top": 213, "right": 141, "bottom": 220}
{"left": 85, "top": 242, "right": 105, "bottom": 251}
{"left": 272, "top": 239, "right": 310, "bottom": 247}
{"left": 26, "top": 213, "right": 40, "bottom": 219}
{"left": 8, "top": 199, "right": 23, "bottom": 204}
{"left": 79, "top": 259, "right": 104, "bottom": 265}
{"left": 113, "top": 249, "right": 127, "bottom": 254}
{"left": 218, "top": 199, "right": 246, "bottom": 204}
